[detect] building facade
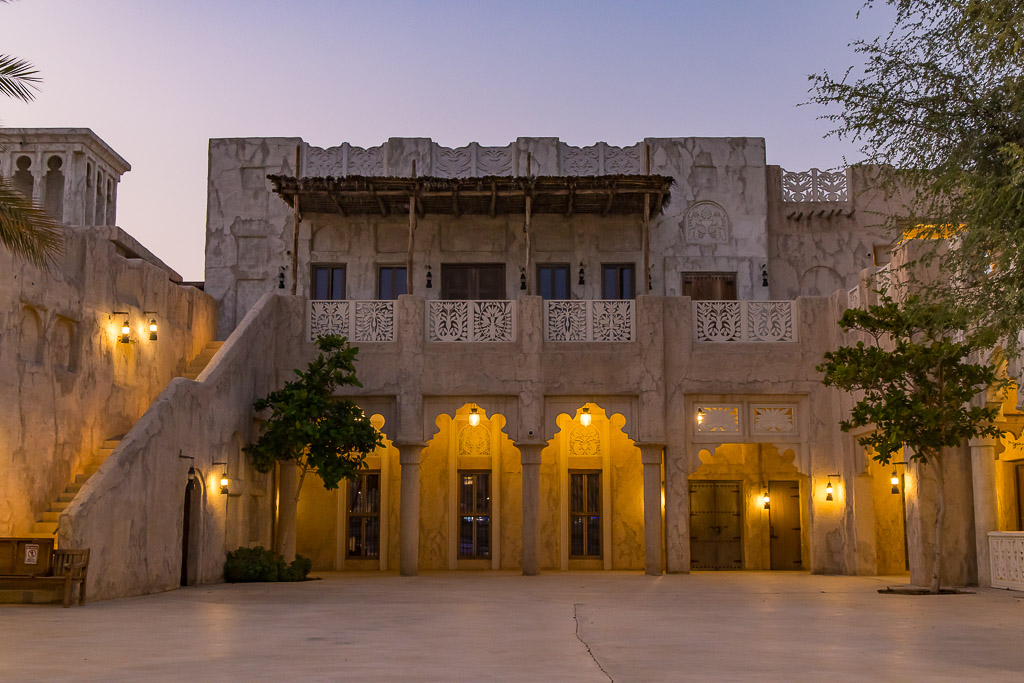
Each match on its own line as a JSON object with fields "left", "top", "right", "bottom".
{"left": 4, "top": 129, "right": 1024, "bottom": 601}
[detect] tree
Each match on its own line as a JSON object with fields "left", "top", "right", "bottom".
{"left": 808, "top": 0, "right": 1024, "bottom": 350}
{"left": 818, "top": 296, "right": 1007, "bottom": 592}
{"left": 245, "top": 335, "right": 383, "bottom": 560}
{"left": 0, "top": 22, "right": 63, "bottom": 266}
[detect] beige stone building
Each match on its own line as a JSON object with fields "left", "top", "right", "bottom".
{"left": 4, "top": 129, "right": 1024, "bottom": 601}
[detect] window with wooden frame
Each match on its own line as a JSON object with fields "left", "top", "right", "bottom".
{"left": 312, "top": 264, "right": 346, "bottom": 300}
{"left": 378, "top": 266, "right": 407, "bottom": 300}
{"left": 347, "top": 471, "right": 380, "bottom": 558}
{"left": 441, "top": 264, "right": 506, "bottom": 300}
{"left": 681, "top": 272, "right": 737, "bottom": 301}
{"left": 537, "top": 264, "right": 570, "bottom": 300}
{"left": 458, "top": 471, "right": 491, "bottom": 559}
{"left": 601, "top": 263, "right": 635, "bottom": 300}
{"left": 569, "top": 471, "right": 602, "bottom": 558}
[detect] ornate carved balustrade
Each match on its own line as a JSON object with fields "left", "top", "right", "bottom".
{"left": 428, "top": 300, "right": 516, "bottom": 342}
{"left": 781, "top": 168, "right": 849, "bottom": 202}
{"left": 693, "top": 301, "right": 798, "bottom": 343}
{"left": 989, "top": 532, "right": 1024, "bottom": 590}
{"left": 545, "top": 300, "right": 635, "bottom": 342}
{"left": 309, "top": 300, "right": 395, "bottom": 342}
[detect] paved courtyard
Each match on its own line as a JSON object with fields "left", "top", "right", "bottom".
{"left": 2, "top": 572, "right": 1023, "bottom": 681}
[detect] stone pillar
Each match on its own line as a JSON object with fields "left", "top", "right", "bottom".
{"left": 396, "top": 442, "right": 425, "bottom": 577}
{"left": 638, "top": 444, "right": 665, "bottom": 576}
{"left": 665, "top": 444, "right": 690, "bottom": 573}
{"left": 970, "top": 437, "right": 999, "bottom": 587}
{"left": 517, "top": 442, "right": 545, "bottom": 576}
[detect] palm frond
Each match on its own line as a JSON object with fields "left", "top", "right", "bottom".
{"left": 0, "top": 176, "right": 63, "bottom": 268}
{"left": 0, "top": 54, "right": 41, "bottom": 102}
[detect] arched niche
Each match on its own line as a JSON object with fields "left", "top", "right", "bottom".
{"left": 12, "top": 155, "right": 33, "bottom": 200}
{"left": 18, "top": 306, "right": 43, "bottom": 364}
{"left": 49, "top": 316, "right": 75, "bottom": 371}
{"left": 44, "top": 155, "right": 64, "bottom": 223}
{"left": 798, "top": 265, "right": 844, "bottom": 297}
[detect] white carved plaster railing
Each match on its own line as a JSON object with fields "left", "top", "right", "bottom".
{"left": 559, "top": 142, "right": 643, "bottom": 175}
{"left": 693, "top": 300, "right": 798, "bottom": 343}
{"left": 874, "top": 263, "right": 893, "bottom": 300}
{"left": 545, "top": 300, "right": 635, "bottom": 342}
{"left": 781, "top": 168, "right": 849, "bottom": 202}
{"left": 428, "top": 300, "right": 516, "bottom": 342}
{"left": 989, "top": 532, "right": 1024, "bottom": 590}
{"left": 432, "top": 142, "right": 515, "bottom": 178}
{"left": 847, "top": 286, "right": 861, "bottom": 310}
{"left": 309, "top": 300, "right": 395, "bottom": 342}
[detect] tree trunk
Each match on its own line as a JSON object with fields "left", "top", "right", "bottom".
{"left": 930, "top": 457, "right": 944, "bottom": 594}
{"left": 276, "top": 461, "right": 301, "bottom": 562}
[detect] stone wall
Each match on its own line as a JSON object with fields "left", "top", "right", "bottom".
{"left": 0, "top": 226, "right": 216, "bottom": 535}
{"left": 60, "top": 293, "right": 302, "bottom": 601}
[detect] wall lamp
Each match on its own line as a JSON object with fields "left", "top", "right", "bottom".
{"left": 825, "top": 473, "right": 841, "bottom": 501}
{"left": 520, "top": 267, "right": 527, "bottom": 291}
{"left": 426, "top": 265, "right": 433, "bottom": 289}
{"left": 578, "top": 262, "right": 585, "bottom": 286}
{"left": 179, "top": 450, "right": 196, "bottom": 483}
{"left": 761, "top": 263, "right": 769, "bottom": 288}
{"left": 890, "top": 461, "right": 908, "bottom": 495}
{"left": 213, "top": 460, "right": 229, "bottom": 494}
{"left": 144, "top": 311, "right": 158, "bottom": 341}
{"left": 696, "top": 407, "right": 706, "bottom": 426}
{"left": 112, "top": 311, "right": 130, "bottom": 343}
{"left": 762, "top": 491, "right": 770, "bottom": 510}
{"left": 580, "top": 405, "right": 592, "bottom": 427}
{"left": 468, "top": 404, "right": 480, "bottom": 427}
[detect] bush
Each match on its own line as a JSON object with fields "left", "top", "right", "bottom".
{"left": 224, "top": 546, "right": 313, "bottom": 583}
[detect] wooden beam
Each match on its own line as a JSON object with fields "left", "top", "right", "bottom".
{"left": 407, "top": 193, "right": 416, "bottom": 295}
{"left": 565, "top": 182, "right": 575, "bottom": 218}
{"left": 452, "top": 185, "right": 461, "bottom": 218}
{"left": 524, "top": 189, "right": 533, "bottom": 295}
{"left": 601, "top": 182, "right": 617, "bottom": 217}
{"left": 327, "top": 192, "right": 348, "bottom": 217}
{"left": 643, "top": 192, "right": 651, "bottom": 294}
{"left": 290, "top": 145, "right": 301, "bottom": 296}
{"left": 368, "top": 182, "right": 388, "bottom": 217}
{"left": 489, "top": 180, "right": 497, "bottom": 219}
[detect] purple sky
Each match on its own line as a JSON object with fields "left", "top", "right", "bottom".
{"left": 3, "top": 0, "right": 895, "bottom": 280}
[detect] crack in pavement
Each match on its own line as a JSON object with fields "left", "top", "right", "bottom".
{"left": 573, "top": 603, "right": 613, "bottom": 682}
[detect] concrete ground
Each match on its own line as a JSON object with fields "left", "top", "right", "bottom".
{"left": 2, "top": 572, "right": 1023, "bottom": 681}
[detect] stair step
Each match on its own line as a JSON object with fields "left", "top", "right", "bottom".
{"left": 41, "top": 511, "right": 61, "bottom": 522}
{"left": 32, "top": 521, "right": 58, "bottom": 535}
{"left": 66, "top": 482, "right": 82, "bottom": 494}
{"left": 50, "top": 500, "right": 71, "bottom": 512}
{"left": 102, "top": 439, "right": 121, "bottom": 449}
{"left": 74, "top": 473, "right": 91, "bottom": 485}
{"left": 57, "top": 492, "right": 76, "bottom": 503}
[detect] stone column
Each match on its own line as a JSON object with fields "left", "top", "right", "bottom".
{"left": 517, "top": 442, "right": 545, "bottom": 576}
{"left": 396, "top": 442, "right": 425, "bottom": 577}
{"left": 970, "top": 437, "right": 999, "bottom": 587}
{"left": 638, "top": 444, "right": 665, "bottom": 576}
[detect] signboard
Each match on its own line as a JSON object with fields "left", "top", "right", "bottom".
{"left": 24, "top": 543, "right": 39, "bottom": 565}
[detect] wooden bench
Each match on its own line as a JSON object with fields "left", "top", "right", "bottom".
{"left": 0, "top": 538, "right": 89, "bottom": 607}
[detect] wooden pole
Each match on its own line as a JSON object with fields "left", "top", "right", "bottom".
{"left": 407, "top": 189, "right": 416, "bottom": 296}
{"left": 290, "top": 145, "right": 301, "bottom": 296}
{"left": 525, "top": 191, "right": 533, "bottom": 295}
{"left": 643, "top": 192, "right": 650, "bottom": 294}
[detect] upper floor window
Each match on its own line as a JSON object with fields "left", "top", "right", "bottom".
{"left": 682, "top": 272, "right": 736, "bottom": 301}
{"left": 601, "top": 264, "right": 635, "bottom": 300}
{"left": 378, "top": 266, "right": 407, "bottom": 300}
{"left": 441, "top": 264, "right": 505, "bottom": 300}
{"left": 312, "top": 264, "right": 345, "bottom": 300}
{"left": 538, "top": 264, "right": 570, "bottom": 300}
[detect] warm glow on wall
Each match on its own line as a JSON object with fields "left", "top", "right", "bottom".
{"left": 580, "top": 405, "right": 592, "bottom": 427}
{"left": 468, "top": 405, "right": 480, "bottom": 427}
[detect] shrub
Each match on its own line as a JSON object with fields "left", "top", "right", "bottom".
{"left": 224, "top": 546, "right": 312, "bottom": 583}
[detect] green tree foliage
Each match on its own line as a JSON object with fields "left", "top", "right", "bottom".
{"left": 809, "top": 0, "right": 1024, "bottom": 349}
{"left": 818, "top": 296, "right": 1007, "bottom": 591}
{"left": 245, "top": 335, "right": 383, "bottom": 491}
{"left": 0, "top": 19, "right": 63, "bottom": 267}
{"left": 224, "top": 546, "right": 312, "bottom": 583}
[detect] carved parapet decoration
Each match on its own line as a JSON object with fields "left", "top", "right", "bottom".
{"left": 693, "top": 300, "right": 797, "bottom": 343}
{"left": 545, "top": 300, "right": 635, "bottom": 342}
{"left": 304, "top": 143, "right": 385, "bottom": 177}
{"left": 781, "top": 167, "right": 849, "bottom": 202}
{"left": 428, "top": 300, "right": 516, "bottom": 342}
{"left": 559, "top": 142, "right": 643, "bottom": 176}
{"left": 309, "top": 300, "right": 395, "bottom": 342}
{"left": 989, "top": 532, "right": 1024, "bottom": 590}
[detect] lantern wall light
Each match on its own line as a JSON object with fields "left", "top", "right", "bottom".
{"left": 824, "top": 473, "right": 841, "bottom": 501}
{"left": 144, "top": 311, "right": 158, "bottom": 341}
{"left": 580, "top": 405, "right": 592, "bottom": 427}
{"left": 426, "top": 265, "right": 433, "bottom": 289}
{"left": 578, "top": 262, "right": 585, "bottom": 286}
{"left": 213, "top": 460, "right": 229, "bottom": 494}
{"left": 762, "top": 491, "right": 770, "bottom": 510}
{"left": 890, "top": 461, "right": 908, "bottom": 495}
{"left": 112, "top": 310, "right": 130, "bottom": 344}
{"left": 468, "top": 404, "right": 480, "bottom": 427}
{"left": 179, "top": 450, "right": 196, "bottom": 484}
{"left": 696, "top": 407, "right": 706, "bottom": 426}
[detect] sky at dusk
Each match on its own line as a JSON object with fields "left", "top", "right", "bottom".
{"left": 2, "top": 0, "right": 896, "bottom": 281}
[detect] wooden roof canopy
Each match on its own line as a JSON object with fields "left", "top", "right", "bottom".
{"left": 268, "top": 174, "right": 673, "bottom": 219}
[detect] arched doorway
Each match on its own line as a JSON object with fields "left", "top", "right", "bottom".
{"left": 180, "top": 475, "right": 200, "bottom": 586}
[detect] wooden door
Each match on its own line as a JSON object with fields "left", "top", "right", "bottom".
{"left": 682, "top": 272, "right": 737, "bottom": 300}
{"left": 768, "top": 480, "right": 802, "bottom": 570}
{"left": 689, "top": 481, "right": 743, "bottom": 570}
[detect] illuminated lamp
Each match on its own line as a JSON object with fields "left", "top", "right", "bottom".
{"left": 891, "top": 469, "right": 900, "bottom": 495}
{"left": 580, "top": 406, "right": 592, "bottom": 427}
{"left": 468, "top": 405, "right": 480, "bottom": 427}
{"left": 825, "top": 478, "right": 834, "bottom": 501}
{"left": 762, "top": 491, "right": 770, "bottom": 510}
{"left": 696, "top": 407, "right": 705, "bottom": 426}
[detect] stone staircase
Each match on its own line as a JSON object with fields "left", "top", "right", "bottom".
{"left": 30, "top": 438, "right": 121, "bottom": 537}
{"left": 182, "top": 341, "right": 225, "bottom": 380}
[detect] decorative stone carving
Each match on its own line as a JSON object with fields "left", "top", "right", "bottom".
{"left": 695, "top": 405, "right": 740, "bottom": 433}
{"left": 751, "top": 405, "right": 796, "bottom": 435}
{"left": 569, "top": 424, "right": 600, "bottom": 456}
{"left": 544, "top": 300, "right": 634, "bottom": 342}
{"left": 990, "top": 532, "right": 1024, "bottom": 590}
{"left": 694, "top": 302, "right": 742, "bottom": 342}
{"left": 348, "top": 145, "right": 384, "bottom": 175}
{"left": 309, "top": 300, "right": 395, "bottom": 342}
{"left": 561, "top": 144, "right": 601, "bottom": 175}
{"left": 603, "top": 143, "right": 643, "bottom": 174}
{"left": 476, "top": 145, "right": 514, "bottom": 176}
{"left": 781, "top": 168, "right": 849, "bottom": 202}
{"left": 546, "top": 301, "right": 588, "bottom": 341}
{"left": 694, "top": 301, "right": 796, "bottom": 343}
{"left": 458, "top": 423, "right": 490, "bottom": 456}
{"left": 305, "top": 145, "right": 345, "bottom": 177}
{"left": 433, "top": 144, "right": 473, "bottom": 178}
{"left": 847, "top": 286, "right": 861, "bottom": 310}
{"left": 746, "top": 302, "right": 795, "bottom": 342}
{"left": 685, "top": 202, "right": 729, "bottom": 244}
{"left": 428, "top": 301, "right": 516, "bottom": 342}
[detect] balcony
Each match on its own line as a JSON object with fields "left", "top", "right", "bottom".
{"left": 545, "top": 300, "right": 635, "bottom": 342}
{"left": 309, "top": 300, "right": 396, "bottom": 342}
{"left": 693, "top": 301, "right": 798, "bottom": 343}
{"left": 428, "top": 300, "right": 516, "bottom": 342}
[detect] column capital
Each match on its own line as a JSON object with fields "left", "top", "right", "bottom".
{"left": 636, "top": 442, "right": 665, "bottom": 465}
{"left": 968, "top": 436, "right": 999, "bottom": 449}
{"left": 515, "top": 441, "right": 547, "bottom": 465}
